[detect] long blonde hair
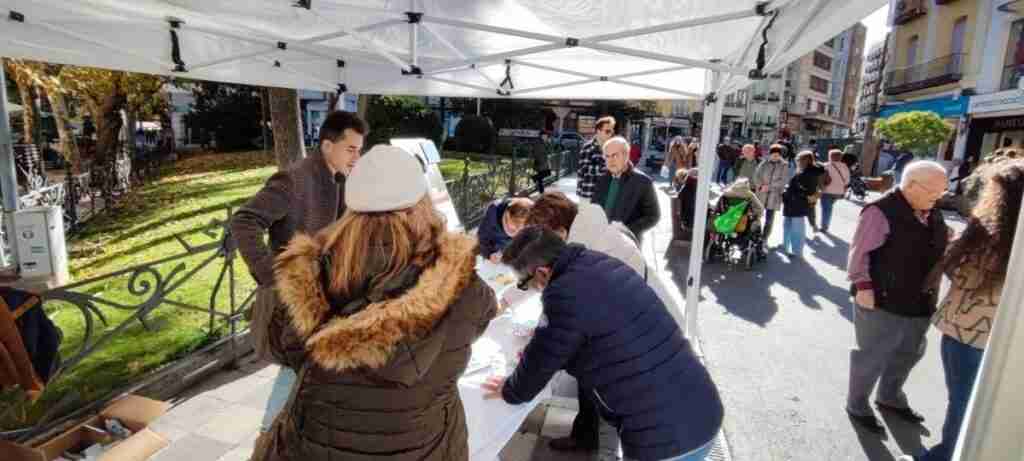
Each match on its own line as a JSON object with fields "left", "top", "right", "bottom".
{"left": 318, "top": 197, "right": 446, "bottom": 300}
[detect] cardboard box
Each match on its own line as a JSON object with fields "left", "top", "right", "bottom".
{"left": 1, "top": 395, "right": 170, "bottom": 461}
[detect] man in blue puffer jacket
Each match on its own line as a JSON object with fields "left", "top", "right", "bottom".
{"left": 484, "top": 226, "right": 724, "bottom": 461}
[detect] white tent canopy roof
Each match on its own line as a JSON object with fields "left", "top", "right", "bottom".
{"left": 1, "top": 0, "right": 882, "bottom": 99}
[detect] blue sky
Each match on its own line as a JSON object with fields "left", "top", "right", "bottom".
{"left": 861, "top": 6, "right": 890, "bottom": 54}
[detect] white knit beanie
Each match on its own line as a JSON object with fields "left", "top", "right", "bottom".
{"left": 345, "top": 145, "right": 428, "bottom": 212}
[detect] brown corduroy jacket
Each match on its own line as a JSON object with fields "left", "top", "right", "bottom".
{"left": 230, "top": 153, "right": 345, "bottom": 286}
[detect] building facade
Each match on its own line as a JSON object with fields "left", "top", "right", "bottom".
{"left": 855, "top": 39, "right": 889, "bottom": 135}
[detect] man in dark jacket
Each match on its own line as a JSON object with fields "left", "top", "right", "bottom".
{"left": 592, "top": 137, "right": 660, "bottom": 243}
{"left": 485, "top": 227, "right": 724, "bottom": 461}
{"left": 846, "top": 161, "right": 949, "bottom": 435}
{"left": 230, "top": 110, "right": 368, "bottom": 438}
{"left": 477, "top": 197, "right": 533, "bottom": 263}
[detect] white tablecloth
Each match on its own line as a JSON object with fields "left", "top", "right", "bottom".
{"left": 459, "top": 258, "right": 551, "bottom": 461}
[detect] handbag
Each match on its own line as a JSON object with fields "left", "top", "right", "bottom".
{"left": 248, "top": 286, "right": 280, "bottom": 364}
{"left": 250, "top": 364, "right": 308, "bottom": 461}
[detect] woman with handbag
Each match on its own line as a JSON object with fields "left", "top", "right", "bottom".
{"left": 820, "top": 149, "right": 851, "bottom": 234}
{"left": 254, "top": 145, "right": 498, "bottom": 461}
{"left": 781, "top": 151, "right": 825, "bottom": 259}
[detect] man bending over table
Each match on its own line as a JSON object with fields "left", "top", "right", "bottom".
{"left": 484, "top": 226, "right": 723, "bottom": 461}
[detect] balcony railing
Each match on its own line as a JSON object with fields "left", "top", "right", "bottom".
{"left": 885, "top": 53, "right": 965, "bottom": 95}
{"left": 893, "top": 0, "right": 927, "bottom": 25}
{"left": 725, "top": 100, "right": 746, "bottom": 109}
{"left": 766, "top": 93, "right": 780, "bottom": 102}
{"left": 1001, "top": 64, "right": 1022, "bottom": 91}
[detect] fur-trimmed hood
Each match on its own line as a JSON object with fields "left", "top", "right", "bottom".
{"left": 273, "top": 232, "right": 479, "bottom": 377}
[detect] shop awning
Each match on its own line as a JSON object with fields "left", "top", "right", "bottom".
{"left": 878, "top": 95, "right": 969, "bottom": 119}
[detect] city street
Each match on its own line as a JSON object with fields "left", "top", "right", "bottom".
{"left": 654, "top": 181, "right": 967, "bottom": 461}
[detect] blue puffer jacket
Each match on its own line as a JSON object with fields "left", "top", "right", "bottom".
{"left": 477, "top": 199, "right": 512, "bottom": 258}
{"left": 502, "top": 245, "right": 724, "bottom": 461}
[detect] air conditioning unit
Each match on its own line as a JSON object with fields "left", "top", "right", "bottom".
{"left": 13, "top": 206, "right": 69, "bottom": 286}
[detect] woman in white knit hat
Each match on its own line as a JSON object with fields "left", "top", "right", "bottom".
{"left": 255, "top": 145, "right": 498, "bottom": 461}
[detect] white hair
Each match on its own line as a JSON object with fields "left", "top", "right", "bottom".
{"left": 900, "top": 160, "right": 948, "bottom": 189}
{"left": 603, "top": 136, "right": 630, "bottom": 153}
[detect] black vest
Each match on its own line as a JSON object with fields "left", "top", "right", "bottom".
{"left": 866, "top": 190, "right": 948, "bottom": 317}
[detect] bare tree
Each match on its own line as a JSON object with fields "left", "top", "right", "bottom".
{"left": 268, "top": 87, "right": 306, "bottom": 169}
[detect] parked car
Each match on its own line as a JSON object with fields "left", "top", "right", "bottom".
{"left": 558, "top": 132, "right": 585, "bottom": 150}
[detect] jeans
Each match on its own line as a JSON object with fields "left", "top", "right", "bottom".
{"left": 260, "top": 367, "right": 298, "bottom": 432}
{"left": 716, "top": 162, "right": 733, "bottom": 184}
{"left": 820, "top": 194, "right": 838, "bottom": 231}
{"left": 626, "top": 440, "right": 714, "bottom": 461}
{"left": 782, "top": 216, "right": 806, "bottom": 256}
{"left": 918, "top": 335, "right": 985, "bottom": 461}
{"left": 763, "top": 209, "right": 777, "bottom": 241}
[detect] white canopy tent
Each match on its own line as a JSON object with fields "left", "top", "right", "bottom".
{"left": 0, "top": 1, "right": 1021, "bottom": 459}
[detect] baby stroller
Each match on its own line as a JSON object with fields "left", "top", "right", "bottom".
{"left": 703, "top": 195, "right": 764, "bottom": 270}
{"left": 846, "top": 163, "right": 868, "bottom": 201}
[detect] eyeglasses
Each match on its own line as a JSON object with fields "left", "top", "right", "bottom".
{"left": 912, "top": 179, "right": 947, "bottom": 199}
{"left": 516, "top": 270, "right": 536, "bottom": 290}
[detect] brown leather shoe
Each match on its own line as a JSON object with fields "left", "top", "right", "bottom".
{"left": 548, "top": 436, "right": 598, "bottom": 452}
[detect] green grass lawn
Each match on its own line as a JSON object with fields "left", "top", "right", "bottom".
{"left": 1, "top": 151, "right": 276, "bottom": 431}
{"left": 0, "top": 151, "right": 502, "bottom": 431}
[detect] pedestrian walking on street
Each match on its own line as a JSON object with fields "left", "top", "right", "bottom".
{"left": 755, "top": 144, "right": 790, "bottom": 242}
{"left": 820, "top": 149, "right": 851, "bottom": 233}
{"left": 716, "top": 139, "right": 738, "bottom": 185}
{"left": 899, "top": 160, "right": 1024, "bottom": 461}
{"left": 256, "top": 146, "right": 497, "bottom": 461}
{"left": 668, "top": 136, "right": 693, "bottom": 179}
{"left": 781, "top": 152, "right": 824, "bottom": 258}
{"left": 593, "top": 137, "right": 661, "bottom": 243}
{"left": 230, "top": 111, "right": 368, "bottom": 449}
{"left": 846, "top": 161, "right": 950, "bottom": 435}
{"left": 484, "top": 227, "right": 723, "bottom": 461}
{"left": 576, "top": 116, "right": 616, "bottom": 201}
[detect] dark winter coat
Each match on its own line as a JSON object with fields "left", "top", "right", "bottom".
{"left": 501, "top": 245, "right": 723, "bottom": 461}
{"left": 592, "top": 168, "right": 661, "bottom": 241}
{"left": 262, "top": 233, "right": 498, "bottom": 461}
{"left": 478, "top": 198, "right": 514, "bottom": 259}
{"left": 783, "top": 165, "right": 826, "bottom": 217}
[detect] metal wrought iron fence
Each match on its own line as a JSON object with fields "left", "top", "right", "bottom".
{"left": 0, "top": 208, "right": 252, "bottom": 442}
{"left": 444, "top": 149, "right": 577, "bottom": 229}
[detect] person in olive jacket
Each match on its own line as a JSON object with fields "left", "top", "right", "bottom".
{"left": 485, "top": 226, "right": 723, "bottom": 461}
{"left": 258, "top": 146, "right": 497, "bottom": 461}
{"left": 592, "top": 137, "right": 661, "bottom": 243}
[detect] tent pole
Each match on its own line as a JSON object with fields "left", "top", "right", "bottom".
{"left": 584, "top": 7, "right": 762, "bottom": 43}
{"left": 410, "top": 0, "right": 419, "bottom": 67}
{"left": 509, "top": 60, "right": 703, "bottom": 98}
{"left": 419, "top": 23, "right": 504, "bottom": 90}
{"left": 684, "top": 70, "right": 725, "bottom": 340}
{"left": 764, "top": 0, "right": 829, "bottom": 70}
{"left": 953, "top": 204, "right": 1024, "bottom": 460}
{"left": 0, "top": 60, "right": 20, "bottom": 269}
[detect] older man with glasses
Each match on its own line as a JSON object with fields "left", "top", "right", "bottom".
{"left": 592, "top": 136, "right": 661, "bottom": 243}
{"left": 576, "top": 116, "right": 617, "bottom": 201}
{"left": 846, "top": 161, "right": 951, "bottom": 435}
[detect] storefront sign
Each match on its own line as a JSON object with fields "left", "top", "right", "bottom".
{"left": 969, "top": 115, "right": 1024, "bottom": 132}
{"left": 497, "top": 128, "right": 540, "bottom": 138}
{"left": 877, "top": 95, "right": 968, "bottom": 119}
{"left": 968, "top": 89, "right": 1024, "bottom": 115}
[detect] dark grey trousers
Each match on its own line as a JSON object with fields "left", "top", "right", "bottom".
{"left": 847, "top": 305, "right": 931, "bottom": 416}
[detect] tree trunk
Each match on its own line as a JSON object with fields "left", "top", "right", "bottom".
{"left": 95, "top": 87, "right": 126, "bottom": 165}
{"left": 44, "top": 89, "right": 81, "bottom": 173}
{"left": 11, "top": 69, "right": 36, "bottom": 144}
{"left": 268, "top": 87, "right": 306, "bottom": 169}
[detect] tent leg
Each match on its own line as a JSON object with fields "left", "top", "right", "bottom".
{"left": 953, "top": 203, "right": 1024, "bottom": 460}
{"left": 0, "top": 60, "right": 20, "bottom": 269}
{"left": 683, "top": 71, "right": 725, "bottom": 340}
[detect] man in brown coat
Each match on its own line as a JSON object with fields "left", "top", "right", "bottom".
{"left": 229, "top": 110, "right": 368, "bottom": 438}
